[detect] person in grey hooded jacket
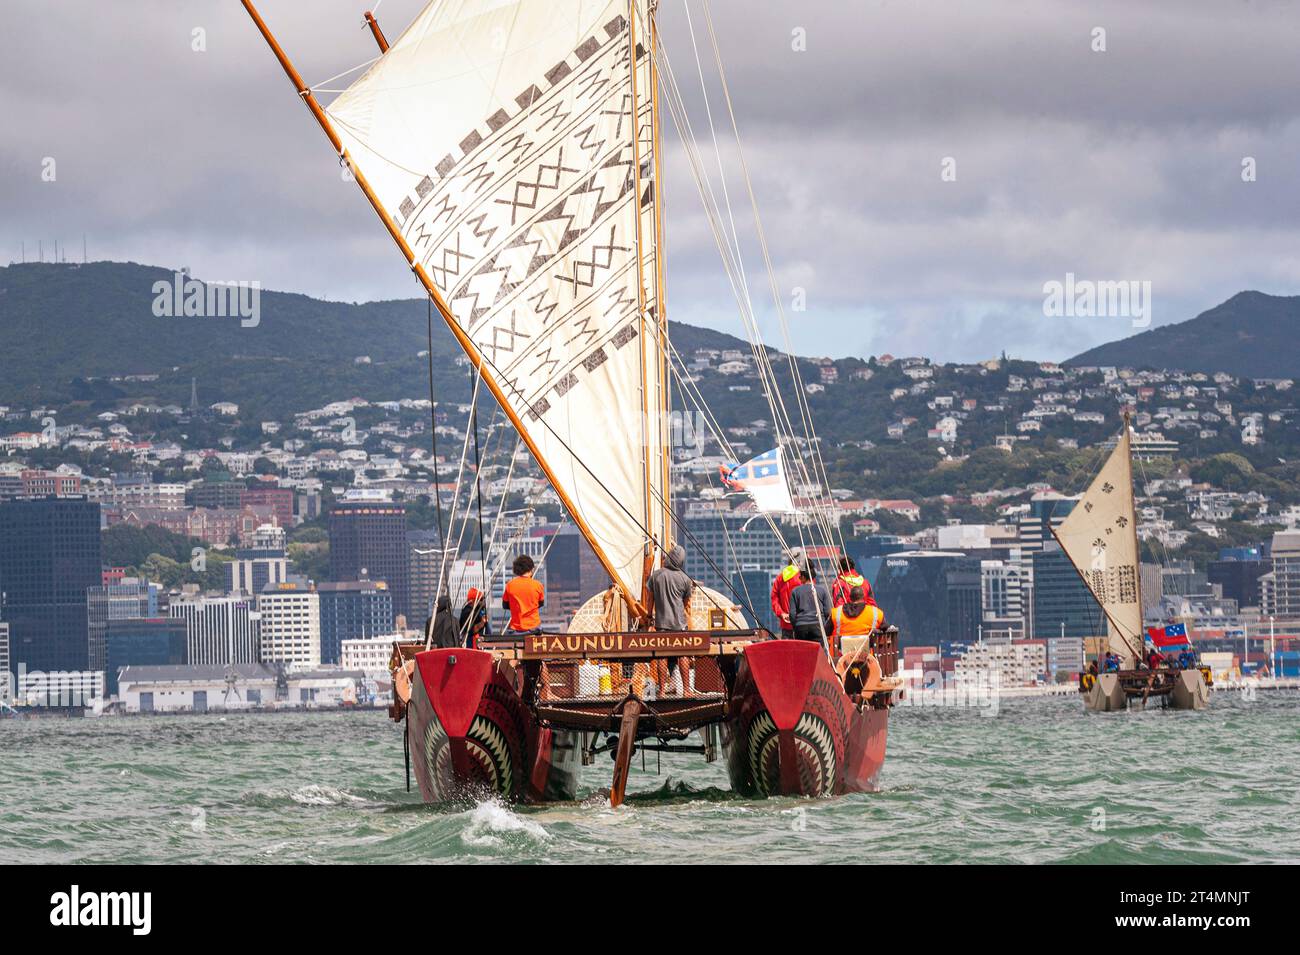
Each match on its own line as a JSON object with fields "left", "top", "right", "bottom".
{"left": 788, "top": 567, "right": 833, "bottom": 644}
{"left": 647, "top": 544, "right": 694, "bottom": 632}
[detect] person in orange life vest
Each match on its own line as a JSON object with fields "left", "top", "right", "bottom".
{"left": 831, "top": 585, "right": 885, "bottom": 649}
{"left": 833, "top": 586, "right": 886, "bottom": 688}
{"left": 502, "top": 554, "right": 544, "bottom": 635}
{"left": 769, "top": 547, "right": 807, "bottom": 636}
{"left": 831, "top": 556, "right": 873, "bottom": 609}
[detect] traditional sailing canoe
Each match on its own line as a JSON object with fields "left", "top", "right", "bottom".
{"left": 1055, "top": 416, "right": 1211, "bottom": 712}
{"left": 244, "top": 0, "right": 902, "bottom": 802}
{"left": 391, "top": 587, "right": 899, "bottom": 803}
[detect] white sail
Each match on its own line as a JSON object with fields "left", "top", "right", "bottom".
{"left": 1051, "top": 425, "right": 1144, "bottom": 667}
{"left": 326, "top": 0, "right": 665, "bottom": 599}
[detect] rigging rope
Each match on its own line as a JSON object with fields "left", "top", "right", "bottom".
{"left": 700, "top": 0, "right": 846, "bottom": 558}
{"left": 425, "top": 289, "right": 447, "bottom": 588}
{"left": 653, "top": 29, "right": 840, "bottom": 564}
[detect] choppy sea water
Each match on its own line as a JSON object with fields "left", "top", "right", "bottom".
{"left": 2, "top": 690, "right": 1297, "bottom": 864}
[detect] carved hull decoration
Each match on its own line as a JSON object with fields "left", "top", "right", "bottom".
{"left": 407, "top": 649, "right": 579, "bottom": 803}
{"left": 724, "top": 640, "right": 888, "bottom": 797}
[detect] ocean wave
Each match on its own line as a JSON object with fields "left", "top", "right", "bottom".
{"left": 461, "top": 800, "right": 550, "bottom": 849}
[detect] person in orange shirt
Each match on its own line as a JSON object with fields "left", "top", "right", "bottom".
{"left": 502, "top": 554, "right": 545, "bottom": 635}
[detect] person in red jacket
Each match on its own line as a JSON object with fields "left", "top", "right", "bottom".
{"left": 770, "top": 547, "right": 807, "bottom": 637}
{"left": 831, "top": 556, "right": 874, "bottom": 608}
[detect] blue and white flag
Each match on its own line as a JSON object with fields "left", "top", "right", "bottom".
{"left": 719, "top": 447, "right": 796, "bottom": 514}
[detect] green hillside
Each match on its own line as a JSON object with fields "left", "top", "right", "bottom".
{"left": 1065, "top": 291, "right": 1300, "bottom": 379}
{"left": 0, "top": 261, "right": 751, "bottom": 418}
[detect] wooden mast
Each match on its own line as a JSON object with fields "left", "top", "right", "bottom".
{"left": 363, "top": 10, "right": 389, "bottom": 52}
{"left": 627, "top": 0, "right": 657, "bottom": 619}
{"left": 240, "top": 0, "right": 646, "bottom": 617}
{"left": 1123, "top": 409, "right": 1146, "bottom": 659}
{"left": 648, "top": 0, "right": 672, "bottom": 558}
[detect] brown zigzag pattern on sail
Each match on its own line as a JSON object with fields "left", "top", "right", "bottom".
{"left": 389, "top": 11, "right": 657, "bottom": 424}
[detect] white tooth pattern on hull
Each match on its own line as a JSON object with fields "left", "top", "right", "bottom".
{"left": 467, "top": 714, "right": 512, "bottom": 795}
{"left": 744, "top": 709, "right": 837, "bottom": 797}
{"left": 794, "top": 712, "right": 836, "bottom": 794}
{"left": 421, "top": 719, "right": 454, "bottom": 800}
{"left": 421, "top": 712, "right": 514, "bottom": 799}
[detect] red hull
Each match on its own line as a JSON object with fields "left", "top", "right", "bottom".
{"left": 723, "top": 640, "right": 888, "bottom": 797}
{"left": 405, "top": 641, "right": 890, "bottom": 803}
{"left": 407, "top": 649, "right": 578, "bottom": 803}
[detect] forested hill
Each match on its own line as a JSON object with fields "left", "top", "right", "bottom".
{"left": 1066, "top": 291, "right": 1300, "bottom": 379}
{"left": 0, "top": 260, "right": 752, "bottom": 417}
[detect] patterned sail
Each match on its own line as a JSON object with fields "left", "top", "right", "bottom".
{"left": 327, "top": 0, "right": 666, "bottom": 598}
{"left": 1051, "top": 426, "right": 1143, "bottom": 667}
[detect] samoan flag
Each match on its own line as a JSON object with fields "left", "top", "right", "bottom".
{"left": 718, "top": 448, "right": 796, "bottom": 513}
{"left": 1146, "top": 622, "right": 1190, "bottom": 649}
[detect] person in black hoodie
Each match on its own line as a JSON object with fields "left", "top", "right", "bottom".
{"left": 427, "top": 595, "right": 460, "bottom": 649}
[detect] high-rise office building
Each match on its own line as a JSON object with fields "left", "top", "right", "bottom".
{"left": 530, "top": 525, "right": 608, "bottom": 628}
{"left": 87, "top": 577, "right": 159, "bottom": 671}
{"left": 1015, "top": 496, "right": 1078, "bottom": 552}
{"left": 1261, "top": 530, "right": 1300, "bottom": 621}
{"left": 317, "top": 579, "right": 393, "bottom": 665}
{"left": 682, "top": 512, "right": 785, "bottom": 613}
{"left": 104, "top": 617, "right": 188, "bottom": 695}
{"left": 1207, "top": 548, "right": 1271, "bottom": 611}
{"left": 329, "top": 499, "right": 410, "bottom": 623}
{"left": 859, "top": 551, "right": 983, "bottom": 649}
{"left": 1031, "top": 544, "right": 1107, "bottom": 639}
{"left": 257, "top": 580, "right": 321, "bottom": 670}
{"left": 0, "top": 497, "right": 102, "bottom": 673}
{"left": 407, "top": 529, "right": 449, "bottom": 628}
{"left": 227, "top": 523, "right": 290, "bottom": 596}
{"left": 732, "top": 568, "right": 779, "bottom": 633}
{"left": 979, "top": 556, "right": 1027, "bottom": 640}
{"left": 168, "top": 592, "right": 261, "bottom": 665}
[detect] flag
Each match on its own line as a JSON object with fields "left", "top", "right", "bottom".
{"left": 719, "top": 448, "right": 796, "bottom": 514}
{"left": 1146, "top": 622, "right": 1190, "bottom": 649}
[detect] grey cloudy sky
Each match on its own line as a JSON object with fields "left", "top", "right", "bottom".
{"left": 3, "top": 0, "right": 1298, "bottom": 363}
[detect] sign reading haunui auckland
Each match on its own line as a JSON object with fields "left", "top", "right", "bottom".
{"left": 522, "top": 632, "right": 712, "bottom": 659}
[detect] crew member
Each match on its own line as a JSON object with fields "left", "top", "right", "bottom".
{"left": 770, "top": 547, "right": 807, "bottom": 637}
{"left": 427, "top": 595, "right": 459, "bottom": 649}
{"left": 502, "top": 554, "right": 545, "bottom": 636}
{"left": 830, "top": 585, "right": 885, "bottom": 657}
{"left": 831, "top": 557, "right": 873, "bottom": 609}
{"left": 647, "top": 544, "right": 694, "bottom": 694}
{"left": 788, "top": 566, "right": 833, "bottom": 645}
{"left": 458, "top": 587, "right": 491, "bottom": 648}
